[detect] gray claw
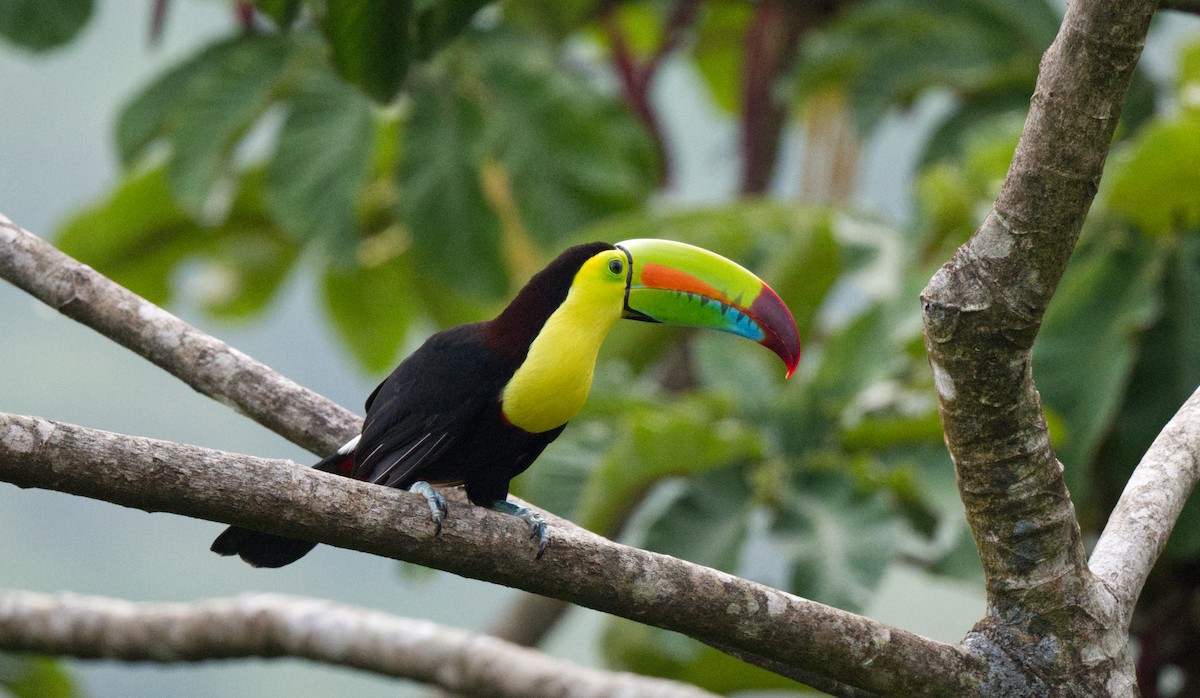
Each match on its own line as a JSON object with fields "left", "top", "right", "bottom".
{"left": 488, "top": 500, "right": 550, "bottom": 559}
{"left": 409, "top": 481, "right": 449, "bottom": 535}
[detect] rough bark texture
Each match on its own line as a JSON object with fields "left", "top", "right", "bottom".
{"left": 0, "top": 590, "right": 717, "bottom": 698}
{"left": 0, "top": 412, "right": 981, "bottom": 697}
{"left": 0, "top": 215, "right": 359, "bottom": 456}
{"left": 920, "top": 0, "right": 1156, "bottom": 695}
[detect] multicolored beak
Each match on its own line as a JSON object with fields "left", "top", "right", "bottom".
{"left": 615, "top": 238, "right": 801, "bottom": 378}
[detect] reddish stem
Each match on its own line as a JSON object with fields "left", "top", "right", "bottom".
{"left": 597, "top": 0, "right": 701, "bottom": 187}
{"left": 149, "top": 0, "right": 169, "bottom": 46}
{"left": 739, "top": 0, "right": 806, "bottom": 195}
{"left": 234, "top": 1, "right": 256, "bottom": 32}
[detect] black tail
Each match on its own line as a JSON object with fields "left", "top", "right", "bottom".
{"left": 210, "top": 446, "right": 356, "bottom": 568}
{"left": 210, "top": 526, "right": 318, "bottom": 568}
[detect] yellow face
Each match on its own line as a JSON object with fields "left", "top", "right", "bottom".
{"left": 500, "top": 249, "right": 629, "bottom": 434}
{"left": 574, "top": 248, "right": 630, "bottom": 307}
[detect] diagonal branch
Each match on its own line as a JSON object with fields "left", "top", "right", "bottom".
{"left": 1090, "top": 385, "right": 1200, "bottom": 625}
{"left": 0, "top": 412, "right": 983, "bottom": 697}
{"left": 0, "top": 214, "right": 359, "bottom": 457}
{"left": 0, "top": 590, "right": 717, "bottom": 698}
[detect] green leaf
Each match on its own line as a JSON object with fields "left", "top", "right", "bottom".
{"left": 254, "top": 0, "right": 301, "bottom": 29}
{"left": 116, "top": 37, "right": 243, "bottom": 168}
{"left": 572, "top": 395, "right": 763, "bottom": 533}
{"left": 323, "top": 0, "right": 413, "bottom": 104}
{"left": 166, "top": 35, "right": 299, "bottom": 215}
{"left": 796, "top": 0, "right": 1057, "bottom": 132}
{"left": 692, "top": 3, "right": 752, "bottom": 113}
{"left": 874, "top": 443, "right": 981, "bottom": 583}
{"left": 500, "top": 0, "right": 594, "bottom": 40}
{"left": 808, "top": 305, "right": 894, "bottom": 408}
{"left": 643, "top": 465, "right": 752, "bottom": 573}
{"left": 913, "top": 114, "right": 1023, "bottom": 262}
{"left": 0, "top": 654, "right": 79, "bottom": 698}
{"left": 692, "top": 331, "right": 782, "bottom": 415}
{"left": 412, "top": 0, "right": 493, "bottom": 59}
{"left": 772, "top": 469, "right": 897, "bottom": 611}
{"left": 200, "top": 171, "right": 301, "bottom": 319}
{"left": 841, "top": 412, "right": 945, "bottom": 452}
{"left": 399, "top": 73, "right": 507, "bottom": 298}
{"left": 477, "top": 33, "right": 657, "bottom": 245}
{"left": 323, "top": 254, "right": 418, "bottom": 373}
{"left": 57, "top": 166, "right": 299, "bottom": 317}
{"left": 1175, "top": 38, "right": 1200, "bottom": 106}
{"left": 920, "top": 89, "right": 1032, "bottom": 167}
{"left": 927, "top": 525, "right": 984, "bottom": 582}
{"left": 764, "top": 214, "right": 841, "bottom": 341}
{"left": 1107, "top": 116, "right": 1200, "bottom": 236}
{"left": 0, "top": 0, "right": 92, "bottom": 53}
{"left": 266, "top": 64, "right": 375, "bottom": 249}
{"left": 56, "top": 167, "right": 199, "bottom": 304}
{"left": 1034, "top": 228, "right": 1163, "bottom": 500}
{"left": 600, "top": 621, "right": 798, "bottom": 694}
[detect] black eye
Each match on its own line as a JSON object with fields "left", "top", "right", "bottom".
{"left": 608, "top": 258, "right": 624, "bottom": 275}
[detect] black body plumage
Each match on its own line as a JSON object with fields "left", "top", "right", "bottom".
{"left": 212, "top": 243, "right": 613, "bottom": 567}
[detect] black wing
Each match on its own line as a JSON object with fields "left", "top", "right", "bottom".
{"left": 353, "top": 323, "right": 512, "bottom": 489}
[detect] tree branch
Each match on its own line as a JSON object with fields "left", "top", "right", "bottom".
{"left": 920, "top": 0, "right": 1155, "bottom": 691}
{"left": 0, "top": 214, "right": 358, "bottom": 456}
{"left": 0, "top": 590, "right": 716, "bottom": 698}
{"left": 923, "top": 0, "right": 1153, "bottom": 615}
{"left": 0, "top": 412, "right": 982, "bottom": 697}
{"left": 1090, "top": 385, "right": 1200, "bottom": 625}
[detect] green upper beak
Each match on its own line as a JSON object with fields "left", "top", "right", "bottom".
{"left": 615, "top": 238, "right": 801, "bottom": 378}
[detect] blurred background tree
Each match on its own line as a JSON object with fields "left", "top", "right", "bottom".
{"left": 2, "top": 0, "right": 1200, "bottom": 696}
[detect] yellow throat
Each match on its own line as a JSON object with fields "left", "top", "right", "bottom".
{"left": 500, "top": 253, "right": 626, "bottom": 434}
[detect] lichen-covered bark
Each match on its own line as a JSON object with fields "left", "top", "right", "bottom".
{"left": 0, "top": 412, "right": 981, "bottom": 697}
{"left": 920, "top": 0, "right": 1156, "bottom": 694}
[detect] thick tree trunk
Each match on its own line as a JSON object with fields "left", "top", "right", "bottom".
{"left": 921, "top": 0, "right": 1158, "bottom": 694}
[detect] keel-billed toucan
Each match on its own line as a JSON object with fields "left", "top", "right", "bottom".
{"left": 212, "top": 239, "right": 800, "bottom": 567}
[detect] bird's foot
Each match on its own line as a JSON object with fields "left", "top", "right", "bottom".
{"left": 488, "top": 500, "right": 548, "bottom": 559}
{"left": 409, "top": 481, "right": 449, "bottom": 535}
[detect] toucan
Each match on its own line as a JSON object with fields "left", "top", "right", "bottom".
{"left": 212, "top": 239, "right": 801, "bottom": 567}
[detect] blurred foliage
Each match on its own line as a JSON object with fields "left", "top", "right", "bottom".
{"left": 0, "top": 0, "right": 93, "bottom": 53}
{"left": 792, "top": 0, "right": 1155, "bottom": 165}
{"left": 0, "top": 654, "right": 78, "bottom": 698}
{"left": 10, "top": 0, "right": 1200, "bottom": 695}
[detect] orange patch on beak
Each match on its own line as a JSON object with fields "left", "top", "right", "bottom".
{"left": 640, "top": 263, "right": 733, "bottom": 305}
